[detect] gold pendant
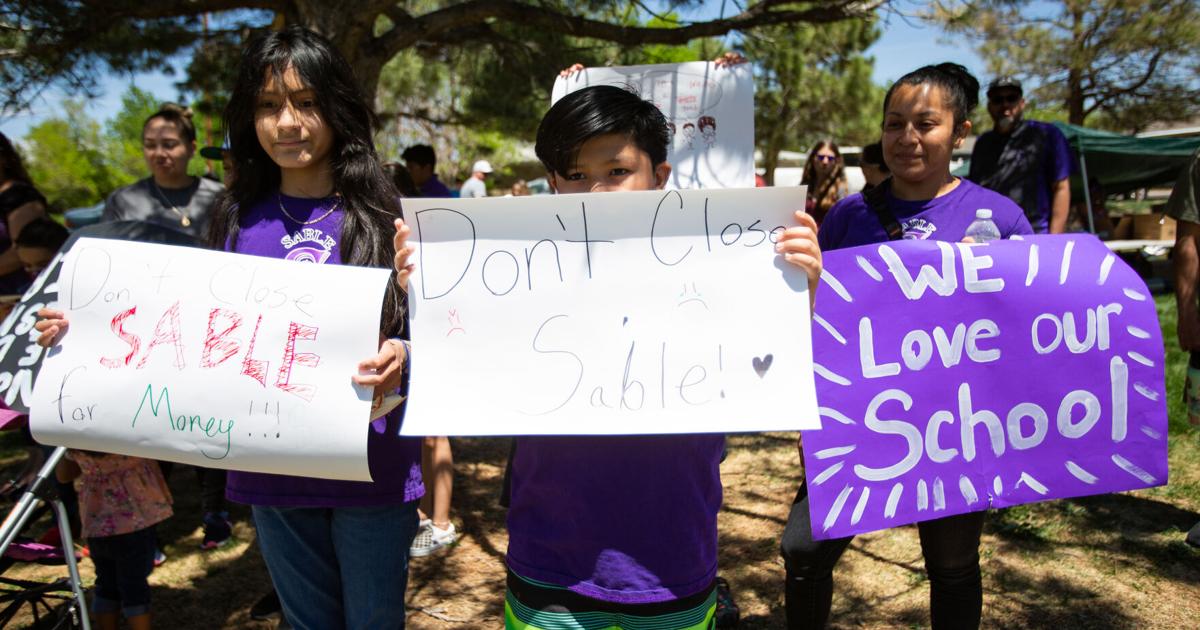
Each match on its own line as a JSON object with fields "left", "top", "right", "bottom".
{"left": 181, "top": 216, "right": 191, "bottom": 228}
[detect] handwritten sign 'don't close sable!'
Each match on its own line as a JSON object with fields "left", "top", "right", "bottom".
{"left": 30, "top": 238, "right": 391, "bottom": 481}
{"left": 802, "top": 236, "right": 1168, "bottom": 539}
{"left": 400, "top": 187, "right": 817, "bottom": 436}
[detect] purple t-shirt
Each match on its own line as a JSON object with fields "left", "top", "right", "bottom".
{"left": 418, "top": 175, "right": 453, "bottom": 198}
{"left": 224, "top": 194, "right": 424, "bottom": 508}
{"left": 968, "top": 119, "right": 1073, "bottom": 233}
{"left": 506, "top": 433, "right": 725, "bottom": 604}
{"left": 818, "top": 178, "right": 1033, "bottom": 251}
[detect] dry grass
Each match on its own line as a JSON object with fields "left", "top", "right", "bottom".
{"left": 0, "top": 296, "right": 1196, "bottom": 629}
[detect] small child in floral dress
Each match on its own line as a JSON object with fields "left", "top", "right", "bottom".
{"left": 57, "top": 452, "right": 172, "bottom": 630}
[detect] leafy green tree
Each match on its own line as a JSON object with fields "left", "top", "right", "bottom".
{"left": 742, "top": 18, "right": 882, "bottom": 184}
{"left": 930, "top": 0, "right": 1200, "bottom": 130}
{"left": 23, "top": 101, "right": 119, "bottom": 209}
{"left": 105, "top": 86, "right": 162, "bottom": 181}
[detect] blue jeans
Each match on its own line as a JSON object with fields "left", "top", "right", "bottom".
{"left": 253, "top": 502, "right": 420, "bottom": 630}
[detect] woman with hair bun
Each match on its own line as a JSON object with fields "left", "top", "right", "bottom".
{"left": 101, "top": 103, "right": 223, "bottom": 238}
{"left": 780, "top": 63, "right": 1032, "bottom": 629}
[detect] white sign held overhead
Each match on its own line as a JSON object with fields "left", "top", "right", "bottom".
{"left": 401, "top": 187, "right": 816, "bottom": 437}
{"left": 30, "top": 238, "right": 391, "bottom": 481}
{"left": 552, "top": 61, "right": 756, "bottom": 189}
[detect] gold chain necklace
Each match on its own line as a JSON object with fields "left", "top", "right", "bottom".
{"left": 151, "top": 179, "right": 193, "bottom": 228}
{"left": 277, "top": 194, "right": 340, "bottom": 225}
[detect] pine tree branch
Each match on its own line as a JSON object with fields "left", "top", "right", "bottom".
{"left": 373, "top": 0, "right": 885, "bottom": 61}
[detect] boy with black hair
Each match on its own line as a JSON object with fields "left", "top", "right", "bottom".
{"left": 394, "top": 84, "right": 822, "bottom": 629}
{"left": 401, "top": 144, "right": 453, "bottom": 198}
{"left": 13, "top": 217, "right": 67, "bottom": 279}
{"left": 860, "top": 141, "right": 890, "bottom": 190}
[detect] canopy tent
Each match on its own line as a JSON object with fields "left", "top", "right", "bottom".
{"left": 953, "top": 123, "right": 1200, "bottom": 233}
{"left": 953, "top": 123, "right": 1199, "bottom": 194}
{"left": 1053, "top": 122, "right": 1200, "bottom": 197}
{"left": 1054, "top": 122, "right": 1200, "bottom": 234}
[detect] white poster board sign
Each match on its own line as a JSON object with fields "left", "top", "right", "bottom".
{"left": 30, "top": 238, "right": 390, "bottom": 481}
{"left": 552, "top": 61, "right": 755, "bottom": 189}
{"left": 401, "top": 187, "right": 816, "bottom": 436}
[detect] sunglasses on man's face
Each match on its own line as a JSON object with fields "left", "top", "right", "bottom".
{"left": 814, "top": 155, "right": 837, "bottom": 163}
{"left": 989, "top": 94, "right": 1021, "bottom": 106}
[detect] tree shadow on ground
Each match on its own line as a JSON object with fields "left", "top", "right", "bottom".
{"left": 152, "top": 465, "right": 273, "bottom": 629}
{"left": 986, "top": 563, "right": 1138, "bottom": 630}
{"left": 406, "top": 437, "right": 509, "bottom": 626}
{"left": 987, "top": 492, "right": 1200, "bottom": 586}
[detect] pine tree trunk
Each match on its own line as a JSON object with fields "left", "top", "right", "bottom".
{"left": 1066, "top": 1, "right": 1086, "bottom": 125}
{"left": 287, "top": 0, "right": 388, "bottom": 110}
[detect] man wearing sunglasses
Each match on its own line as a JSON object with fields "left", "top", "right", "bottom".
{"left": 968, "top": 76, "right": 1072, "bottom": 234}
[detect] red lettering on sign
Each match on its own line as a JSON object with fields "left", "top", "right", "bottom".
{"left": 201, "top": 308, "right": 243, "bottom": 368}
{"left": 275, "top": 322, "right": 320, "bottom": 402}
{"left": 241, "top": 314, "right": 269, "bottom": 387}
{"left": 136, "top": 301, "right": 186, "bottom": 370}
{"left": 99, "top": 306, "right": 140, "bottom": 368}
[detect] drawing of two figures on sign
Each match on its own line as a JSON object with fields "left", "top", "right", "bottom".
{"left": 668, "top": 116, "right": 717, "bottom": 151}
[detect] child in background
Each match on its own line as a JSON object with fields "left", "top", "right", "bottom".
{"left": 13, "top": 216, "right": 68, "bottom": 279}
{"left": 393, "top": 84, "right": 822, "bottom": 629}
{"left": 56, "top": 452, "right": 172, "bottom": 630}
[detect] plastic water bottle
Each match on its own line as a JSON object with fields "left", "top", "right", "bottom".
{"left": 965, "top": 209, "right": 1001, "bottom": 243}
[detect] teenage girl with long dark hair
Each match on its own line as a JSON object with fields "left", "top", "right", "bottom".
{"left": 37, "top": 27, "right": 424, "bottom": 629}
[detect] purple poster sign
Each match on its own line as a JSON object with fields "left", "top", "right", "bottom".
{"left": 802, "top": 235, "right": 1168, "bottom": 540}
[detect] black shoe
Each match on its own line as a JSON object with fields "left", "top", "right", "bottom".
{"left": 1188, "top": 521, "right": 1200, "bottom": 548}
{"left": 250, "top": 590, "right": 282, "bottom": 621}
{"left": 714, "top": 576, "right": 740, "bottom": 628}
{"left": 201, "top": 511, "right": 233, "bottom": 550}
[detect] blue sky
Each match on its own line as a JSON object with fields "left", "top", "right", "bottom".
{"left": 0, "top": 6, "right": 984, "bottom": 141}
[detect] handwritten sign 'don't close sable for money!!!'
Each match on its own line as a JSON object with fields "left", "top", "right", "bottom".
{"left": 30, "top": 238, "right": 391, "bottom": 481}
{"left": 399, "top": 187, "right": 817, "bottom": 436}
{"left": 802, "top": 236, "right": 1168, "bottom": 539}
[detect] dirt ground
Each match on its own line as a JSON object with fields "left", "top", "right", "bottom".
{"left": 0, "top": 429, "right": 1197, "bottom": 629}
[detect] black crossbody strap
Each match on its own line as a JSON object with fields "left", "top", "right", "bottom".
{"left": 864, "top": 179, "right": 904, "bottom": 241}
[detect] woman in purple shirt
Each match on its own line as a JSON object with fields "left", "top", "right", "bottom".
{"left": 781, "top": 63, "right": 1031, "bottom": 630}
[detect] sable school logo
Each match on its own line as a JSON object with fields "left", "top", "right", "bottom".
{"left": 802, "top": 236, "right": 1167, "bottom": 539}
{"left": 281, "top": 228, "right": 336, "bottom": 264}
{"left": 901, "top": 218, "right": 937, "bottom": 240}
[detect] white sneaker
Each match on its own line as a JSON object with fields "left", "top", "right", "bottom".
{"left": 409, "top": 522, "right": 457, "bottom": 557}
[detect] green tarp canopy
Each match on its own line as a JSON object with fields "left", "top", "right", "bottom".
{"left": 1052, "top": 122, "right": 1200, "bottom": 198}
{"left": 953, "top": 123, "right": 1200, "bottom": 197}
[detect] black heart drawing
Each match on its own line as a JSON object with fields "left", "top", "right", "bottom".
{"left": 752, "top": 354, "right": 773, "bottom": 378}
